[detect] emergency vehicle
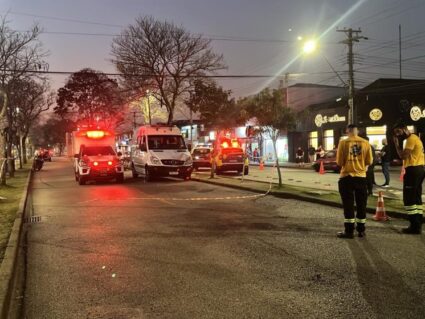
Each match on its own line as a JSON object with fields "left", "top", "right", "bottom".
{"left": 130, "top": 125, "right": 193, "bottom": 181}
{"left": 213, "top": 137, "right": 248, "bottom": 175}
{"left": 71, "top": 129, "right": 124, "bottom": 185}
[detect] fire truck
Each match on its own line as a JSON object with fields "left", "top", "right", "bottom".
{"left": 70, "top": 129, "right": 124, "bottom": 185}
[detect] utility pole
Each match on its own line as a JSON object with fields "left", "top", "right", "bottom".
{"left": 337, "top": 28, "right": 368, "bottom": 125}
{"left": 399, "top": 24, "right": 402, "bottom": 79}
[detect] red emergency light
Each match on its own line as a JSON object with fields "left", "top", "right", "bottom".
{"left": 86, "top": 130, "right": 106, "bottom": 139}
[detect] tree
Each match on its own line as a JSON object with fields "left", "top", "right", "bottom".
{"left": 186, "top": 80, "right": 247, "bottom": 178}
{"left": 8, "top": 78, "right": 52, "bottom": 166}
{"left": 55, "top": 68, "right": 124, "bottom": 128}
{"left": 29, "top": 116, "right": 70, "bottom": 155}
{"left": 111, "top": 16, "right": 226, "bottom": 124}
{"left": 186, "top": 79, "right": 246, "bottom": 132}
{"left": 241, "top": 88, "right": 295, "bottom": 187}
{"left": 0, "top": 16, "right": 47, "bottom": 184}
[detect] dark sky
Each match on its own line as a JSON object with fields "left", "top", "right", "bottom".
{"left": 2, "top": 0, "right": 425, "bottom": 97}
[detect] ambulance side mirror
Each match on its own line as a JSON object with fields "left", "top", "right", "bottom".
{"left": 139, "top": 144, "right": 147, "bottom": 152}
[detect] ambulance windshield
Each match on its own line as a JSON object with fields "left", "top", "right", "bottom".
{"left": 148, "top": 135, "right": 186, "bottom": 150}
{"left": 82, "top": 146, "right": 116, "bottom": 156}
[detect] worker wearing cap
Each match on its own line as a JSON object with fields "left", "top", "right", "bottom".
{"left": 393, "top": 122, "right": 424, "bottom": 234}
{"left": 336, "top": 124, "right": 373, "bottom": 238}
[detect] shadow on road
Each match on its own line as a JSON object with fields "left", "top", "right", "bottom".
{"left": 348, "top": 239, "right": 425, "bottom": 318}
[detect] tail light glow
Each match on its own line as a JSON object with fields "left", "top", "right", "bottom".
{"left": 93, "top": 161, "right": 99, "bottom": 166}
{"left": 108, "top": 161, "right": 113, "bottom": 166}
{"left": 86, "top": 130, "right": 106, "bottom": 139}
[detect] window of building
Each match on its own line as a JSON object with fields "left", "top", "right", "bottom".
{"left": 309, "top": 131, "right": 318, "bottom": 149}
{"left": 366, "top": 125, "right": 386, "bottom": 150}
{"left": 324, "top": 130, "right": 334, "bottom": 151}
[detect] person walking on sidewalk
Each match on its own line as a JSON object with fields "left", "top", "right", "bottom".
{"left": 380, "top": 138, "right": 391, "bottom": 187}
{"left": 295, "top": 147, "right": 304, "bottom": 167}
{"left": 336, "top": 124, "right": 373, "bottom": 238}
{"left": 393, "top": 122, "right": 425, "bottom": 234}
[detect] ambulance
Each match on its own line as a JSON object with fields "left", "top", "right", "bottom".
{"left": 71, "top": 129, "right": 124, "bottom": 185}
{"left": 130, "top": 125, "right": 193, "bottom": 181}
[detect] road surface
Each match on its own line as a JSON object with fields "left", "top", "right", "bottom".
{"left": 23, "top": 157, "right": 425, "bottom": 318}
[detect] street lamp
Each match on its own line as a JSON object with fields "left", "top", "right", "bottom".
{"left": 302, "top": 40, "right": 317, "bottom": 54}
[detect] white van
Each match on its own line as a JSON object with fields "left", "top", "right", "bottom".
{"left": 130, "top": 125, "right": 193, "bottom": 181}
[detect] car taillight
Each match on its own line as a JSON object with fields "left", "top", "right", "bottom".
{"left": 93, "top": 161, "right": 99, "bottom": 166}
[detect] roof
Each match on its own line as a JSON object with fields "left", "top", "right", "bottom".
{"left": 288, "top": 83, "right": 345, "bottom": 89}
{"left": 359, "top": 78, "right": 425, "bottom": 93}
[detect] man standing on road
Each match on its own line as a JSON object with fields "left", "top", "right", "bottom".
{"left": 380, "top": 138, "right": 391, "bottom": 187}
{"left": 336, "top": 124, "right": 373, "bottom": 238}
{"left": 393, "top": 122, "right": 424, "bottom": 234}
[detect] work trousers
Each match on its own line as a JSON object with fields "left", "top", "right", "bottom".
{"left": 403, "top": 166, "right": 425, "bottom": 216}
{"left": 381, "top": 161, "right": 390, "bottom": 185}
{"left": 338, "top": 176, "right": 368, "bottom": 232}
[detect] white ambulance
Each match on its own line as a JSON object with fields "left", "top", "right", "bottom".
{"left": 130, "top": 125, "right": 193, "bottom": 181}
{"left": 71, "top": 129, "right": 124, "bottom": 185}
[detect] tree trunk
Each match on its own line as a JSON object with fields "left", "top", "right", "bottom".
{"left": 17, "top": 139, "right": 23, "bottom": 169}
{"left": 272, "top": 136, "right": 282, "bottom": 187}
{"left": 6, "top": 139, "right": 15, "bottom": 177}
{"left": 22, "top": 135, "right": 28, "bottom": 164}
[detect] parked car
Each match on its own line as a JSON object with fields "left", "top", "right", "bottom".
{"left": 312, "top": 150, "right": 340, "bottom": 173}
{"left": 191, "top": 145, "right": 212, "bottom": 170}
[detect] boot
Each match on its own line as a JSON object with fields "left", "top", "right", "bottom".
{"left": 356, "top": 223, "right": 366, "bottom": 238}
{"left": 402, "top": 214, "right": 422, "bottom": 234}
{"left": 337, "top": 223, "right": 354, "bottom": 239}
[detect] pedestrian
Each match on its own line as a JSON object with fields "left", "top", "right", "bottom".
{"left": 336, "top": 124, "right": 373, "bottom": 238}
{"left": 295, "top": 147, "right": 304, "bottom": 167}
{"left": 308, "top": 144, "right": 316, "bottom": 163}
{"left": 364, "top": 137, "right": 376, "bottom": 196}
{"left": 253, "top": 148, "right": 259, "bottom": 163}
{"left": 380, "top": 138, "right": 391, "bottom": 187}
{"left": 393, "top": 121, "right": 424, "bottom": 234}
{"left": 317, "top": 145, "right": 325, "bottom": 158}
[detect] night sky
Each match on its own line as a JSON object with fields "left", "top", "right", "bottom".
{"left": 2, "top": 0, "right": 425, "bottom": 97}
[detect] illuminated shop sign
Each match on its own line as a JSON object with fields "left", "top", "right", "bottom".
{"left": 314, "top": 114, "right": 346, "bottom": 127}
{"left": 369, "top": 108, "right": 383, "bottom": 121}
{"left": 410, "top": 106, "right": 425, "bottom": 121}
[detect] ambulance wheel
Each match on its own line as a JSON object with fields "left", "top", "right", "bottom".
{"left": 78, "top": 175, "right": 86, "bottom": 185}
{"left": 131, "top": 163, "right": 139, "bottom": 178}
{"left": 116, "top": 173, "right": 124, "bottom": 184}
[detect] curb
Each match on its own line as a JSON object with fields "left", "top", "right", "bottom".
{"left": 191, "top": 176, "right": 408, "bottom": 220}
{"left": 0, "top": 170, "right": 32, "bottom": 319}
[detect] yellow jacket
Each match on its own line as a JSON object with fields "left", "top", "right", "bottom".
{"left": 336, "top": 136, "right": 373, "bottom": 178}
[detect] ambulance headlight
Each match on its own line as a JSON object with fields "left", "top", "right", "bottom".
{"left": 150, "top": 156, "right": 161, "bottom": 165}
{"left": 184, "top": 157, "right": 193, "bottom": 165}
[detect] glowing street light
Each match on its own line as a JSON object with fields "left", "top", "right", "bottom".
{"left": 302, "top": 40, "right": 317, "bottom": 54}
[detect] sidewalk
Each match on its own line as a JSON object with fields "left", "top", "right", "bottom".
{"left": 192, "top": 170, "right": 406, "bottom": 220}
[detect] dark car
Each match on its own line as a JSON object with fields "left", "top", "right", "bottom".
{"left": 312, "top": 150, "right": 340, "bottom": 173}
{"left": 42, "top": 149, "right": 52, "bottom": 162}
{"left": 191, "top": 146, "right": 212, "bottom": 170}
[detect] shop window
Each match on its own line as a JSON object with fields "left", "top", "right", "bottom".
{"left": 324, "top": 130, "right": 334, "bottom": 151}
{"left": 366, "top": 125, "right": 386, "bottom": 150}
{"left": 309, "top": 131, "right": 318, "bottom": 149}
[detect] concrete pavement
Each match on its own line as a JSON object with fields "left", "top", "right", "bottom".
{"left": 22, "top": 157, "right": 425, "bottom": 318}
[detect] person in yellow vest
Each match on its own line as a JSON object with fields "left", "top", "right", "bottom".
{"left": 393, "top": 121, "right": 425, "bottom": 234}
{"left": 336, "top": 124, "right": 373, "bottom": 238}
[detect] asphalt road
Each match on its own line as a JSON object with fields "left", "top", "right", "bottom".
{"left": 23, "top": 157, "right": 425, "bottom": 319}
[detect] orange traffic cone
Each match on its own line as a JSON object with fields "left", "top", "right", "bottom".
{"left": 373, "top": 191, "right": 390, "bottom": 221}
{"left": 319, "top": 161, "right": 325, "bottom": 175}
{"left": 259, "top": 160, "right": 264, "bottom": 171}
{"left": 399, "top": 166, "right": 405, "bottom": 182}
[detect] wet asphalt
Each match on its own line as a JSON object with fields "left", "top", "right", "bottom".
{"left": 23, "top": 157, "right": 425, "bottom": 319}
